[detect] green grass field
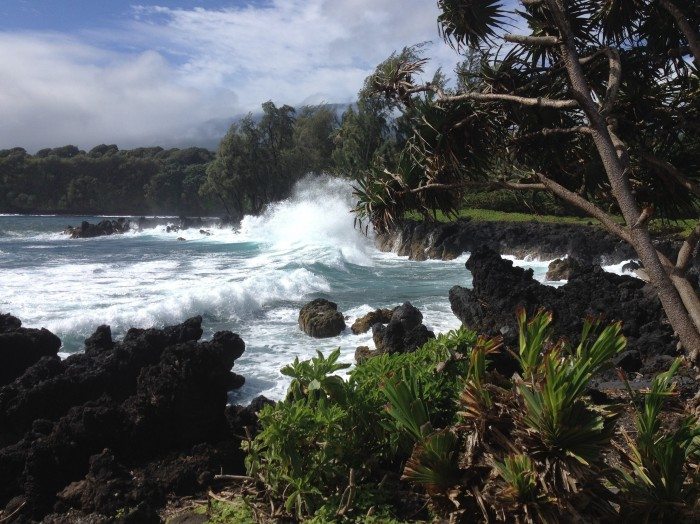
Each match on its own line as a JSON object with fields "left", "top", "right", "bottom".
{"left": 406, "top": 208, "right": 696, "bottom": 239}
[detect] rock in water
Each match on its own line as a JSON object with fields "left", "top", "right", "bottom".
{"left": 351, "top": 308, "right": 394, "bottom": 334}
{"left": 298, "top": 299, "right": 346, "bottom": 338}
{"left": 622, "top": 260, "right": 641, "bottom": 272}
{"left": 64, "top": 218, "right": 130, "bottom": 239}
{"left": 545, "top": 257, "right": 582, "bottom": 281}
{"left": 371, "top": 302, "right": 434, "bottom": 355}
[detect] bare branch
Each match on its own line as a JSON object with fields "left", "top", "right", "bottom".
{"left": 658, "top": 0, "right": 700, "bottom": 68}
{"left": 640, "top": 151, "right": 700, "bottom": 199}
{"left": 442, "top": 91, "right": 578, "bottom": 108}
{"left": 504, "top": 34, "right": 560, "bottom": 46}
{"left": 677, "top": 222, "right": 700, "bottom": 272}
{"left": 405, "top": 84, "right": 578, "bottom": 109}
{"left": 600, "top": 48, "right": 621, "bottom": 115}
{"left": 606, "top": 123, "right": 630, "bottom": 167}
{"left": 515, "top": 125, "right": 592, "bottom": 142}
{"left": 534, "top": 171, "right": 633, "bottom": 243}
{"left": 395, "top": 180, "right": 545, "bottom": 196}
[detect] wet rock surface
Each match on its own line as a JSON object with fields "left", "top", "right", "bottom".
{"left": 376, "top": 218, "right": 636, "bottom": 263}
{"left": 364, "top": 302, "right": 435, "bottom": 359}
{"left": 0, "top": 315, "right": 263, "bottom": 523}
{"left": 449, "top": 246, "right": 678, "bottom": 366}
{"left": 351, "top": 308, "right": 395, "bottom": 335}
{"left": 298, "top": 299, "right": 346, "bottom": 338}
{"left": 64, "top": 219, "right": 131, "bottom": 239}
{"left": 545, "top": 257, "right": 582, "bottom": 281}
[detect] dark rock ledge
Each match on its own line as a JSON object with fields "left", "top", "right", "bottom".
{"left": 448, "top": 247, "right": 697, "bottom": 397}
{"left": 376, "top": 218, "right": 700, "bottom": 267}
{"left": 0, "top": 314, "right": 269, "bottom": 523}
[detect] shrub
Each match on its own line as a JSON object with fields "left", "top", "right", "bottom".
{"left": 242, "top": 313, "right": 699, "bottom": 522}
{"left": 244, "top": 328, "right": 478, "bottom": 521}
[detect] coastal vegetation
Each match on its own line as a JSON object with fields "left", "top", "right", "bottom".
{"left": 222, "top": 311, "right": 700, "bottom": 522}
{"left": 352, "top": 0, "right": 700, "bottom": 362}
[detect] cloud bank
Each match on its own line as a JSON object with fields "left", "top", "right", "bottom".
{"left": 0, "top": 1, "right": 459, "bottom": 151}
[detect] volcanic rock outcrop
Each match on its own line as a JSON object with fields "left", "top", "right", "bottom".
{"left": 299, "top": 298, "right": 346, "bottom": 338}
{"left": 0, "top": 313, "right": 61, "bottom": 387}
{"left": 376, "top": 218, "right": 636, "bottom": 263}
{"left": 449, "top": 247, "right": 677, "bottom": 373}
{"left": 355, "top": 302, "right": 435, "bottom": 362}
{"left": 0, "top": 315, "right": 257, "bottom": 522}
{"left": 545, "top": 257, "right": 582, "bottom": 281}
{"left": 351, "top": 308, "right": 395, "bottom": 335}
{"left": 64, "top": 219, "right": 131, "bottom": 238}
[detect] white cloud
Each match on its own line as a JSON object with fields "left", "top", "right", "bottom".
{"left": 0, "top": 1, "right": 461, "bottom": 150}
{"left": 0, "top": 32, "right": 238, "bottom": 151}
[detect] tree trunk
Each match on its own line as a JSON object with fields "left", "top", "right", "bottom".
{"left": 547, "top": 0, "right": 700, "bottom": 361}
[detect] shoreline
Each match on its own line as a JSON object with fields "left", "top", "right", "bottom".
{"left": 375, "top": 218, "right": 698, "bottom": 268}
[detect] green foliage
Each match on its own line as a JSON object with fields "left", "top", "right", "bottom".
{"left": 202, "top": 102, "right": 341, "bottom": 217}
{"left": 282, "top": 348, "right": 351, "bottom": 404}
{"left": 1, "top": 102, "right": 341, "bottom": 216}
{"left": 0, "top": 145, "right": 214, "bottom": 215}
{"left": 354, "top": 0, "right": 700, "bottom": 231}
{"left": 493, "top": 454, "right": 539, "bottom": 503}
{"left": 245, "top": 327, "right": 478, "bottom": 521}
{"left": 516, "top": 313, "right": 625, "bottom": 467}
{"left": 244, "top": 312, "right": 699, "bottom": 522}
{"left": 616, "top": 359, "right": 700, "bottom": 522}
{"left": 192, "top": 497, "right": 256, "bottom": 524}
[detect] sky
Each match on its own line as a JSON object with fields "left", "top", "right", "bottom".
{"left": 0, "top": 0, "right": 461, "bottom": 151}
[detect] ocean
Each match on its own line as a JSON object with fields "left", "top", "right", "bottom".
{"left": 0, "top": 176, "right": 631, "bottom": 404}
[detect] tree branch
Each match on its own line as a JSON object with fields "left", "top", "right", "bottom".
{"left": 658, "top": 0, "right": 700, "bottom": 68}
{"left": 533, "top": 172, "right": 633, "bottom": 243}
{"left": 504, "top": 34, "right": 560, "bottom": 46}
{"left": 441, "top": 91, "right": 578, "bottom": 109}
{"left": 515, "top": 125, "right": 592, "bottom": 142}
{"left": 600, "top": 48, "right": 621, "bottom": 115}
{"left": 676, "top": 222, "right": 700, "bottom": 272}
{"left": 395, "top": 180, "right": 546, "bottom": 196}
{"left": 405, "top": 84, "right": 578, "bottom": 109}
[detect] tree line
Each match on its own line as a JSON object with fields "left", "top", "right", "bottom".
{"left": 0, "top": 100, "right": 403, "bottom": 217}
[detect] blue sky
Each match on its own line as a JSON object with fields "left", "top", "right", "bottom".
{"left": 1, "top": 1, "right": 240, "bottom": 31}
{"left": 0, "top": 1, "right": 458, "bottom": 150}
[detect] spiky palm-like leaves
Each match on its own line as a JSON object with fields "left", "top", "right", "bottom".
{"left": 615, "top": 359, "right": 700, "bottom": 522}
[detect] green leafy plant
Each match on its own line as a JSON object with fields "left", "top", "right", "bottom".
{"left": 616, "top": 359, "right": 700, "bottom": 522}
{"left": 281, "top": 347, "right": 351, "bottom": 404}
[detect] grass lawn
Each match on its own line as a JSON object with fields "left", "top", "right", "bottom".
{"left": 406, "top": 208, "right": 696, "bottom": 239}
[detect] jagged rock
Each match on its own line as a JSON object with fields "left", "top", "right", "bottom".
{"left": 84, "top": 325, "right": 113, "bottom": 356}
{"left": 545, "top": 257, "right": 582, "bottom": 281}
{"left": 622, "top": 260, "right": 642, "bottom": 272}
{"left": 449, "top": 246, "right": 676, "bottom": 361}
{"left": 0, "top": 313, "right": 21, "bottom": 333}
{"left": 354, "top": 346, "right": 374, "bottom": 363}
{"left": 64, "top": 219, "right": 130, "bottom": 239}
{"left": 371, "top": 302, "right": 434, "bottom": 355}
{"left": 0, "top": 316, "right": 248, "bottom": 521}
{"left": 298, "top": 299, "right": 346, "bottom": 338}
{"left": 376, "top": 219, "right": 637, "bottom": 263}
{"left": 351, "top": 308, "right": 394, "bottom": 334}
{"left": 0, "top": 317, "right": 61, "bottom": 387}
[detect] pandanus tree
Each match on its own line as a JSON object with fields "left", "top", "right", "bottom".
{"left": 354, "top": 0, "right": 700, "bottom": 361}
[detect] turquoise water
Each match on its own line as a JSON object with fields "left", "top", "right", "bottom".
{"left": 0, "top": 177, "right": 565, "bottom": 403}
